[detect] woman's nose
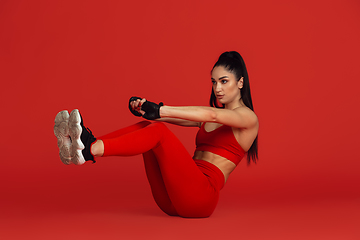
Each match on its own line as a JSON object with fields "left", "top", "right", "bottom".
{"left": 215, "top": 83, "right": 222, "bottom": 92}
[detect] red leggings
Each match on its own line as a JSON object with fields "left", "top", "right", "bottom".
{"left": 99, "top": 121, "right": 225, "bottom": 218}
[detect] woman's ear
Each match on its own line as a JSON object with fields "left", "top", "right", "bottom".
{"left": 238, "top": 77, "right": 244, "bottom": 89}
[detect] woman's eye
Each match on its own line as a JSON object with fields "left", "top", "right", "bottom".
{"left": 222, "top": 80, "right": 228, "bottom": 84}
{"left": 212, "top": 81, "right": 216, "bottom": 85}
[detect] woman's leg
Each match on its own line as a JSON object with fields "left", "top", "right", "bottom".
{"left": 95, "top": 121, "right": 178, "bottom": 216}
{"left": 100, "top": 122, "right": 223, "bottom": 218}
{"left": 97, "top": 121, "right": 151, "bottom": 140}
{"left": 142, "top": 150, "right": 178, "bottom": 216}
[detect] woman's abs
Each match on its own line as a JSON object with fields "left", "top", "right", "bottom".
{"left": 193, "top": 151, "right": 236, "bottom": 182}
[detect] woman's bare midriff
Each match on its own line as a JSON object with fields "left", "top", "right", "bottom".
{"left": 193, "top": 150, "right": 236, "bottom": 182}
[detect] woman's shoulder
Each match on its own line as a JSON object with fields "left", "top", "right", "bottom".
{"left": 233, "top": 105, "right": 257, "bottom": 117}
{"left": 233, "top": 105, "right": 258, "bottom": 127}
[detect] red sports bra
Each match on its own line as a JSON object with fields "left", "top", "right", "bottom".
{"left": 195, "top": 123, "right": 246, "bottom": 165}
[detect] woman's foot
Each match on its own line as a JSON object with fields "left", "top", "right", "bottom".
{"left": 69, "top": 109, "right": 97, "bottom": 164}
{"left": 54, "top": 110, "right": 72, "bottom": 165}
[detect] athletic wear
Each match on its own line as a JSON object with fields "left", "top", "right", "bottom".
{"left": 99, "top": 121, "right": 225, "bottom": 218}
{"left": 54, "top": 109, "right": 96, "bottom": 165}
{"left": 67, "top": 109, "right": 86, "bottom": 165}
{"left": 140, "top": 100, "right": 164, "bottom": 120}
{"left": 195, "top": 123, "right": 245, "bottom": 165}
{"left": 54, "top": 110, "right": 72, "bottom": 165}
{"left": 66, "top": 109, "right": 96, "bottom": 165}
{"left": 128, "top": 96, "right": 143, "bottom": 117}
{"left": 128, "top": 96, "right": 164, "bottom": 120}
{"left": 78, "top": 113, "right": 97, "bottom": 163}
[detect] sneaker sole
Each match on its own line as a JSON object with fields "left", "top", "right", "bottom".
{"left": 69, "top": 109, "right": 86, "bottom": 165}
{"left": 54, "top": 110, "right": 72, "bottom": 165}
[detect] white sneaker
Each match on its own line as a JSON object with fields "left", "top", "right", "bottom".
{"left": 54, "top": 110, "right": 72, "bottom": 165}
{"left": 68, "top": 109, "right": 86, "bottom": 165}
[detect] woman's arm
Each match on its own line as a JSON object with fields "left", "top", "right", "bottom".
{"left": 130, "top": 97, "right": 257, "bottom": 129}
{"left": 160, "top": 105, "right": 258, "bottom": 129}
{"left": 156, "top": 117, "right": 201, "bottom": 127}
{"left": 129, "top": 98, "right": 200, "bottom": 127}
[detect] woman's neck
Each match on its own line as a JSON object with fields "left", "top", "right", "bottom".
{"left": 224, "top": 98, "right": 244, "bottom": 110}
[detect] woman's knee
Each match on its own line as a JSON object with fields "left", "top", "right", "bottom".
{"left": 147, "top": 121, "right": 170, "bottom": 135}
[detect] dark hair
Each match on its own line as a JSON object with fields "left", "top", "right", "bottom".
{"left": 210, "top": 51, "right": 258, "bottom": 164}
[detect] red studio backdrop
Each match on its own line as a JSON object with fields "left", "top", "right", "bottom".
{"left": 0, "top": 0, "right": 359, "bottom": 239}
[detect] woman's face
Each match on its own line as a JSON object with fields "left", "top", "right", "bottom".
{"left": 211, "top": 66, "right": 243, "bottom": 106}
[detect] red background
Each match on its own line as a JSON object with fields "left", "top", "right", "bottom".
{"left": 1, "top": 0, "right": 359, "bottom": 239}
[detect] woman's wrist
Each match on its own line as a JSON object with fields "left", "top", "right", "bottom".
{"left": 159, "top": 105, "right": 167, "bottom": 118}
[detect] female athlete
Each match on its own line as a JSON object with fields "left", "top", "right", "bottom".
{"left": 54, "top": 51, "right": 259, "bottom": 218}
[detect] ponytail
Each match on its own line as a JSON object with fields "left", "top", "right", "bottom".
{"left": 210, "top": 51, "right": 258, "bottom": 164}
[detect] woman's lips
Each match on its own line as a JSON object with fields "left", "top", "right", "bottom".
{"left": 216, "top": 95, "right": 224, "bottom": 99}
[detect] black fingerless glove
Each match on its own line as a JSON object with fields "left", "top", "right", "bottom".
{"left": 141, "top": 100, "right": 164, "bottom": 120}
{"left": 128, "top": 96, "right": 143, "bottom": 117}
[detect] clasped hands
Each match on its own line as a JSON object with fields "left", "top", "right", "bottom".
{"left": 128, "top": 97, "right": 163, "bottom": 120}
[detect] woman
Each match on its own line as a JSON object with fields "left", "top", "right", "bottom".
{"left": 54, "top": 51, "right": 259, "bottom": 218}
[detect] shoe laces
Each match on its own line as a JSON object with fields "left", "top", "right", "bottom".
{"left": 86, "top": 127, "right": 96, "bottom": 141}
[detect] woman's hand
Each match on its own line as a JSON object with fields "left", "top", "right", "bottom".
{"left": 141, "top": 100, "right": 163, "bottom": 120}
{"left": 129, "top": 97, "right": 163, "bottom": 120}
{"left": 129, "top": 97, "right": 147, "bottom": 116}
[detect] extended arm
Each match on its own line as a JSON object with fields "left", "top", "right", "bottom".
{"left": 156, "top": 117, "right": 201, "bottom": 127}
{"left": 129, "top": 97, "right": 258, "bottom": 129}
{"left": 129, "top": 97, "right": 200, "bottom": 127}
{"left": 160, "top": 105, "right": 258, "bottom": 129}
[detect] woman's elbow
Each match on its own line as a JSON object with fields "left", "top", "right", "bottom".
{"left": 208, "top": 109, "right": 218, "bottom": 122}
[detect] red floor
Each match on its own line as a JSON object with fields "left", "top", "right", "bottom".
{"left": 1, "top": 162, "right": 359, "bottom": 240}
{"left": 2, "top": 195, "right": 358, "bottom": 239}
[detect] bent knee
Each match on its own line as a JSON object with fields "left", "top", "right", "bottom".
{"left": 148, "top": 121, "right": 170, "bottom": 132}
